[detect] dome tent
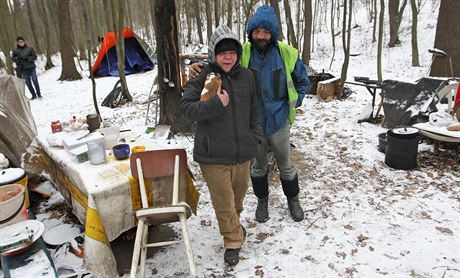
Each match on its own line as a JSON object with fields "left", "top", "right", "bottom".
{"left": 92, "top": 27, "right": 155, "bottom": 77}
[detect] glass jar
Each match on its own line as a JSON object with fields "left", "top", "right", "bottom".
{"left": 51, "top": 121, "right": 62, "bottom": 133}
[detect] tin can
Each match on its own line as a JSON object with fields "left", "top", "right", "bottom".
{"left": 51, "top": 121, "right": 62, "bottom": 133}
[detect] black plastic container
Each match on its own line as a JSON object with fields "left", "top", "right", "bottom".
{"left": 385, "top": 127, "right": 420, "bottom": 170}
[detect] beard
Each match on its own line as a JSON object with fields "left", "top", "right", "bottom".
{"left": 253, "top": 38, "right": 272, "bottom": 53}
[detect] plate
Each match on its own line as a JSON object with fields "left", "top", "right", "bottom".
{"left": 0, "top": 220, "right": 45, "bottom": 256}
{"left": 42, "top": 224, "right": 81, "bottom": 247}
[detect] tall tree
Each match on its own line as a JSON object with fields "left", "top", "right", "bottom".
{"left": 372, "top": 0, "right": 377, "bottom": 42}
{"left": 283, "top": 0, "right": 297, "bottom": 48}
{"left": 58, "top": 0, "right": 81, "bottom": 80}
{"left": 387, "top": 0, "right": 407, "bottom": 47}
{"left": 328, "top": 0, "right": 336, "bottom": 69}
{"left": 302, "top": 0, "right": 312, "bottom": 65}
{"left": 339, "top": 0, "right": 353, "bottom": 94}
{"left": 226, "top": 0, "right": 233, "bottom": 29}
{"left": 111, "top": 0, "right": 132, "bottom": 101}
{"left": 269, "top": 0, "right": 284, "bottom": 39}
{"left": 377, "top": 0, "right": 385, "bottom": 81}
{"left": 430, "top": 0, "right": 460, "bottom": 77}
{"left": 410, "top": 0, "right": 420, "bottom": 67}
{"left": 25, "top": 0, "right": 42, "bottom": 53}
{"left": 214, "top": 0, "right": 220, "bottom": 28}
{"left": 152, "top": 0, "right": 191, "bottom": 133}
{"left": 37, "top": 0, "right": 55, "bottom": 69}
{"left": 192, "top": 0, "right": 204, "bottom": 44}
{"left": 204, "top": 0, "right": 213, "bottom": 42}
{"left": 82, "top": 0, "right": 100, "bottom": 117}
{"left": 0, "top": 0, "right": 15, "bottom": 74}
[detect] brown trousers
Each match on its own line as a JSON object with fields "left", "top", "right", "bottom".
{"left": 199, "top": 161, "right": 250, "bottom": 249}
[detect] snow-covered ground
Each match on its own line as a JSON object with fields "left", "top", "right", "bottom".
{"left": 2, "top": 0, "right": 460, "bottom": 277}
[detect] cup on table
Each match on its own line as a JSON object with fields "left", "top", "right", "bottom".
{"left": 112, "top": 144, "right": 130, "bottom": 160}
{"left": 86, "top": 114, "right": 101, "bottom": 132}
{"left": 131, "top": 146, "right": 145, "bottom": 153}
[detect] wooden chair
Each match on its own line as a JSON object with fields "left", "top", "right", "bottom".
{"left": 129, "top": 149, "right": 196, "bottom": 278}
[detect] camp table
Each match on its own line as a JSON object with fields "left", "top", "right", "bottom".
{"left": 345, "top": 77, "right": 383, "bottom": 123}
{"left": 23, "top": 133, "right": 199, "bottom": 277}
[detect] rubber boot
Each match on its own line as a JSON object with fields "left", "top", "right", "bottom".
{"left": 251, "top": 174, "right": 269, "bottom": 222}
{"left": 287, "top": 195, "right": 304, "bottom": 222}
{"left": 255, "top": 196, "right": 269, "bottom": 222}
{"left": 281, "top": 174, "right": 304, "bottom": 221}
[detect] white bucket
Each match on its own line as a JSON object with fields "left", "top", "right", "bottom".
{"left": 97, "top": 127, "right": 120, "bottom": 149}
{"left": 0, "top": 184, "right": 28, "bottom": 228}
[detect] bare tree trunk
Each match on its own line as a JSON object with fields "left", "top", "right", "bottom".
{"left": 296, "top": 0, "right": 303, "bottom": 49}
{"left": 269, "top": 0, "right": 284, "bottom": 40}
{"left": 410, "top": 0, "right": 420, "bottom": 67}
{"left": 26, "top": 0, "right": 42, "bottom": 53}
{"left": 112, "top": 0, "right": 132, "bottom": 101}
{"left": 388, "top": 0, "right": 407, "bottom": 47}
{"left": 227, "top": 0, "right": 233, "bottom": 29}
{"left": 37, "top": 0, "right": 55, "bottom": 69}
{"left": 152, "top": 0, "right": 191, "bottom": 133}
{"left": 372, "top": 0, "right": 377, "bottom": 42}
{"left": 58, "top": 0, "right": 82, "bottom": 81}
{"left": 81, "top": 0, "right": 100, "bottom": 117}
{"left": 214, "top": 0, "right": 220, "bottom": 28}
{"left": 283, "top": 0, "right": 297, "bottom": 48}
{"left": 185, "top": 1, "right": 192, "bottom": 44}
{"left": 204, "top": 0, "right": 213, "bottom": 42}
{"left": 340, "top": 0, "right": 353, "bottom": 94}
{"left": 125, "top": 0, "right": 134, "bottom": 29}
{"left": 430, "top": 0, "right": 460, "bottom": 77}
{"left": 0, "top": 0, "right": 15, "bottom": 74}
{"left": 311, "top": 0, "right": 318, "bottom": 53}
{"left": 377, "top": 0, "right": 385, "bottom": 81}
{"left": 329, "top": 0, "right": 336, "bottom": 69}
{"left": 243, "top": 0, "right": 258, "bottom": 43}
{"left": 302, "top": 0, "right": 312, "bottom": 65}
{"left": 193, "top": 0, "right": 204, "bottom": 44}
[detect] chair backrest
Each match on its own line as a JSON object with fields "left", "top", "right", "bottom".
{"left": 130, "top": 149, "right": 187, "bottom": 179}
{"left": 437, "top": 82, "right": 459, "bottom": 112}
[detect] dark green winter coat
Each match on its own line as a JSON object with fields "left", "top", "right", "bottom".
{"left": 180, "top": 26, "right": 262, "bottom": 165}
{"left": 12, "top": 45, "right": 37, "bottom": 70}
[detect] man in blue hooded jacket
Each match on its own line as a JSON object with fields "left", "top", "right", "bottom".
{"left": 189, "top": 5, "right": 309, "bottom": 222}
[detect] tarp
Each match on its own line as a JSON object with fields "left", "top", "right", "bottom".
{"left": 382, "top": 77, "right": 448, "bottom": 128}
{"left": 0, "top": 75, "right": 37, "bottom": 167}
{"left": 92, "top": 27, "right": 155, "bottom": 77}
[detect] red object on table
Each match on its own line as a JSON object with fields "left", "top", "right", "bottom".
{"left": 51, "top": 121, "right": 62, "bottom": 133}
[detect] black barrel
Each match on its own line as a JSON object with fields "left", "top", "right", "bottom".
{"left": 385, "top": 127, "right": 419, "bottom": 170}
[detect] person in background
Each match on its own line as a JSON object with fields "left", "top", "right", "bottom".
{"left": 12, "top": 36, "right": 42, "bottom": 100}
{"left": 189, "top": 5, "right": 310, "bottom": 223}
{"left": 180, "top": 25, "right": 262, "bottom": 266}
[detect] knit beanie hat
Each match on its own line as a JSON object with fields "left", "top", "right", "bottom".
{"left": 16, "top": 36, "right": 25, "bottom": 41}
{"left": 215, "top": 39, "right": 240, "bottom": 55}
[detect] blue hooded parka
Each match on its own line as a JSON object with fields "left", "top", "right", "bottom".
{"left": 246, "top": 5, "right": 309, "bottom": 136}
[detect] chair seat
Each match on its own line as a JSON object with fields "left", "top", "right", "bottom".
{"left": 136, "top": 203, "right": 192, "bottom": 225}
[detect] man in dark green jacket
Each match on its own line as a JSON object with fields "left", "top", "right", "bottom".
{"left": 181, "top": 25, "right": 262, "bottom": 266}
{"left": 12, "top": 36, "right": 42, "bottom": 100}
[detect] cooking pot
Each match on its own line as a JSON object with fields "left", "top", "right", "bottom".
{"left": 385, "top": 127, "right": 420, "bottom": 170}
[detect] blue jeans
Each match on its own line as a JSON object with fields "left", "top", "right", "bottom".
{"left": 22, "top": 68, "right": 41, "bottom": 98}
{"left": 251, "top": 121, "right": 297, "bottom": 181}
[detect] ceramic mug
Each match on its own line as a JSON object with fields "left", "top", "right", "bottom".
{"left": 112, "top": 144, "right": 130, "bottom": 160}
{"left": 86, "top": 114, "right": 101, "bottom": 132}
